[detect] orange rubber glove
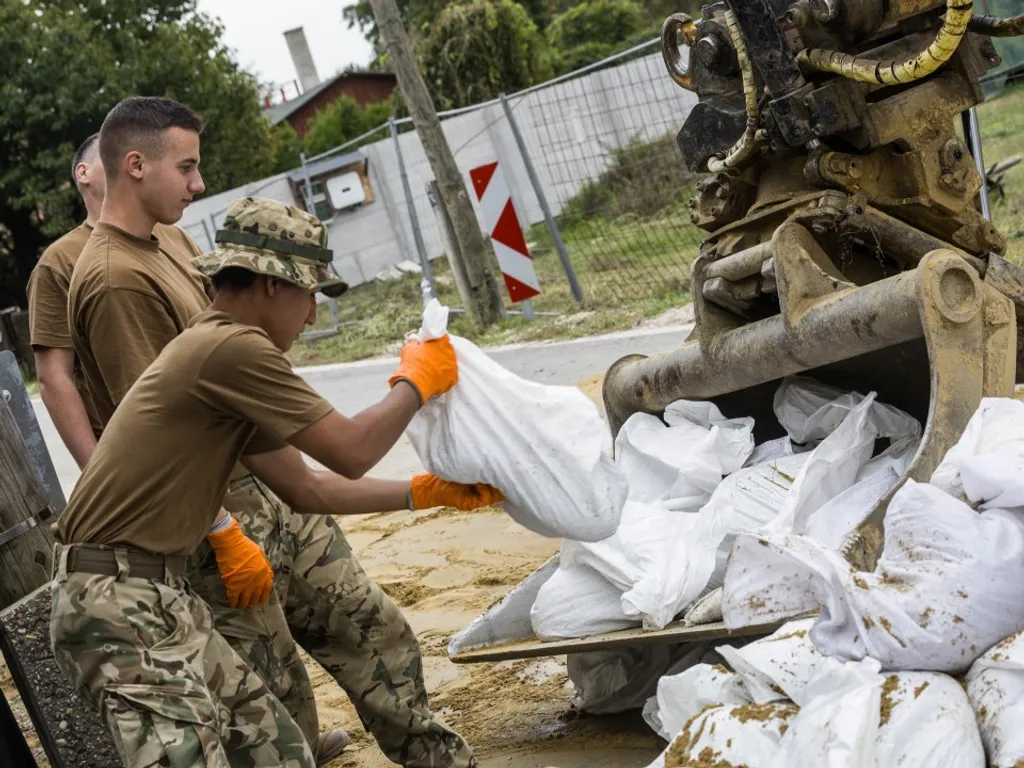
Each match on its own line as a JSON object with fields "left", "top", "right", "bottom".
{"left": 388, "top": 336, "right": 458, "bottom": 404}
{"left": 410, "top": 473, "right": 504, "bottom": 511}
{"left": 206, "top": 518, "right": 274, "bottom": 609}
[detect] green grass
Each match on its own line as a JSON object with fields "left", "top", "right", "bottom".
{"left": 975, "top": 80, "right": 1024, "bottom": 262}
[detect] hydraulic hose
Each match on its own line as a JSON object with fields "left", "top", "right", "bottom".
{"left": 969, "top": 12, "right": 1024, "bottom": 37}
{"left": 797, "top": 0, "right": 973, "bottom": 85}
{"left": 707, "top": 9, "right": 760, "bottom": 173}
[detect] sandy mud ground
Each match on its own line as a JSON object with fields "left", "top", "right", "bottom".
{"left": 2, "top": 374, "right": 664, "bottom": 767}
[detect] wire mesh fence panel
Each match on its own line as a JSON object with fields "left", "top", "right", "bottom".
{"left": 523, "top": 42, "right": 704, "bottom": 303}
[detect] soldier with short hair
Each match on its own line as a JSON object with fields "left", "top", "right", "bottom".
{"left": 62, "top": 95, "right": 481, "bottom": 766}
{"left": 50, "top": 195, "right": 502, "bottom": 768}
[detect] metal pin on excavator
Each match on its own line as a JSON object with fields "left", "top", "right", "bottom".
{"left": 450, "top": 1, "right": 1024, "bottom": 663}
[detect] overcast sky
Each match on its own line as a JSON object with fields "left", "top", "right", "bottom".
{"left": 197, "top": 0, "right": 375, "bottom": 89}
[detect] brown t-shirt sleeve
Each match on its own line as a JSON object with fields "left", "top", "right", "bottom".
{"left": 27, "top": 265, "right": 72, "bottom": 349}
{"left": 196, "top": 328, "right": 334, "bottom": 452}
{"left": 80, "top": 287, "right": 184, "bottom": 407}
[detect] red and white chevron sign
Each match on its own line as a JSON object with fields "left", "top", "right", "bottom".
{"left": 468, "top": 161, "right": 541, "bottom": 302}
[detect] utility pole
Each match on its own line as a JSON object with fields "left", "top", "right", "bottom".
{"left": 368, "top": 0, "right": 503, "bottom": 328}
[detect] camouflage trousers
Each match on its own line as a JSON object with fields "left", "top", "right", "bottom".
{"left": 49, "top": 542, "right": 316, "bottom": 768}
{"left": 188, "top": 473, "right": 476, "bottom": 768}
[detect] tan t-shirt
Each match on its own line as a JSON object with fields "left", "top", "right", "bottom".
{"left": 55, "top": 310, "right": 334, "bottom": 555}
{"left": 68, "top": 222, "right": 211, "bottom": 429}
{"left": 27, "top": 222, "right": 93, "bottom": 349}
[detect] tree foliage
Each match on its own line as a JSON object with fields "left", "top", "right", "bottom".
{"left": 546, "top": 0, "right": 650, "bottom": 74}
{"left": 417, "top": 0, "right": 552, "bottom": 110}
{"left": 270, "top": 123, "right": 304, "bottom": 174}
{"left": 301, "top": 95, "right": 399, "bottom": 157}
{"left": 0, "top": 0, "right": 277, "bottom": 306}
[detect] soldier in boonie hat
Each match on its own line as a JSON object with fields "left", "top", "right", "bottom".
{"left": 193, "top": 196, "right": 348, "bottom": 298}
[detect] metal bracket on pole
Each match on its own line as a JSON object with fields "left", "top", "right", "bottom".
{"left": 390, "top": 118, "right": 437, "bottom": 307}
{"left": 499, "top": 93, "right": 583, "bottom": 303}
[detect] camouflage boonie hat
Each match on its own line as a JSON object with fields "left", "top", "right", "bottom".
{"left": 193, "top": 196, "right": 348, "bottom": 298}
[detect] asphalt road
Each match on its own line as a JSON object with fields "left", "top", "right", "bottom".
{"left": 34, "top": 324, "right": 692, "bottom": 499}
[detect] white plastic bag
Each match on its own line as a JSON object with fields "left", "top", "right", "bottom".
{"left": 615, "top": 402, "right": 753, "bottom": 508}
{"left": 967, "top": 630, "right": 1024, "bottom": 767}
{"left": 768, "top": 658, "right": 883, "bottom": 768}
{"left": 723, "top": 479, "right": 1024, "bottom": 673}
{"left": 931, "top": 398, "right": 1024, "bottom": 501}
{"left": 664, "top": 701, "right": 799, "bottom": 768}
{"left": 406, "top": 300, "right": 628, "bottom": 541}
{"left": 769, "top": 661, "right": 983, "bottom": 768}
{"left": 873, "top": 672, "right": 983, "bottom": 768}
{"left": 643, "top": 662, "right": 751, "bottom": 741}
{"left": 530, "top": 562, "right": 636, "bottom": 641}
{"left": 717, "top": 618, "right": 823, "bottom": 704}
{"left": 620, "top": 451, "right": 811, "bottom": 631}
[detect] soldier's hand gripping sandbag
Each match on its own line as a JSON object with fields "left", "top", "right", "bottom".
{"left": 404, "top": 299, "right": 628, "bottom": 542}
{"left": 206, "top": 517, "right": 274, "bottom": 608}
{"left": 389, "top": 335, "right": 458, "bottom": 404}
{"left": 411, "top": 473, "right": 504, "bottom": 511}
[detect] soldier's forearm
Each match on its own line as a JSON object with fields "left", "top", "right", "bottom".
{"left": 36, "top": 349, "right": 97, "bottom": 470}
{"left": 299, "top": 472, "right": 410, "bottom": 516}
{"left": 290, "top": 382, "right": 421, "bottom": 479}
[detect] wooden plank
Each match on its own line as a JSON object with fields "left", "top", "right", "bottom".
{"left": 0, "top": 391, "right": 54, "bottom": 610}
{"left": 448, "top": 619, "right": 786, "bottom": 664}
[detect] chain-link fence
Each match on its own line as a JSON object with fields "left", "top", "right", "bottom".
{"left": 177, "top": 24, "right": 1024, "bottom": 318}
{"left": 179, "top": 38, "right": 704, "bottom": 314}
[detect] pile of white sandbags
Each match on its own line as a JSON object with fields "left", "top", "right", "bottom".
{"left": 531, "top": 376, "right": 922, "bottom": 641}
{"left": 644, "top": 620, "right": 985, "bottom": 768}
{"left": 641, "top": 397, "right": 1024, "bottom": 767}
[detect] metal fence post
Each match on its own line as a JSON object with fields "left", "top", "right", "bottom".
{"left": 389, "top": 118, "right": 436, "bottom": 306}
{"left": 299, "top": 152, "right": 314, "bottom": 212}
{"left": 499, "top": 92, "right": 584, "bottom": 303}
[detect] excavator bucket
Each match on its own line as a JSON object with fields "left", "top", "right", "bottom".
{"left": 450, "top": 0, "right": 1024, "bottom": 663}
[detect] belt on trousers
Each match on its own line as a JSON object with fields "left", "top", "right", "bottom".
{"left": 65, "top": 546, "right": 188, "bottom": 579}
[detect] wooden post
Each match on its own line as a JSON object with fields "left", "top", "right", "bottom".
{"left": 0, "top": 309, "right": 35, "bottom": 381}
{"left": 0, "top": 395, "right": 54, "bottom": 610}
{"left": 368, "top": 0, "right": 504, "bottom": 328}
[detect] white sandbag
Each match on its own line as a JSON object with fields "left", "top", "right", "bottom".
{"left": 406, "top": 300, "right": 628, "bottom": 542}
{"left": 530, "top": 562, "right": 637, "bottom": 641}
{"left": 931, "top": 398, "right": 1024, "bottom": 501}
{"left": 664, "top": 701, "right": 799, "bottom": 768}
{"left": 966, "top": 629, "right": 1024, "bottom": 767}
{"left": 717, "top": 618, "right": 823, "bottom": 704}
{"left": 801, "top": 467, "right": 899, "bottom": 551}
{"left": 770, "top": 659, "right": 983, "bottom": 768}
{"left": 723, "top": 479, "right": 1024, "bottom": 673}
{"left": 774, "top": 375, "right": 850, "bottom": 443}
{"left": 559, "top": 500, "right": 687, "bottom": 594}
{"left": 874, "top": 672, "right": 984, "bottom": 768}
{"left": 769, "top": 657, "right": 883, "bottom": 768}
{"left": 567, "top": 644, "right": 709, "bottom": 715}
{"left": 744, "top": 435, "right": 814, "bottom": 467}
{"left": 620, "top": 451, "right": 812, "bottom": 631}
{"left": 765, "top": 390, "right": 920, "bottom": 541}
{"left": 614, "top": 400, "right": 753, "bottom": 508}
{"left": 643, "top": 662, "right": 751, "bottom": 741}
